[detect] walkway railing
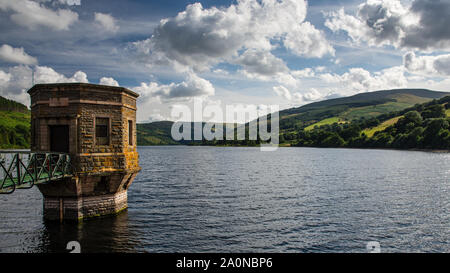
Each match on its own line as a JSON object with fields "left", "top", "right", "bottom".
{"left": 0, "top": 151, "right": 73, "bottom": 194}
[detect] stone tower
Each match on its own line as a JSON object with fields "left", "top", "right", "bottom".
{"left": 28, "top": 83, "right": 141, "bottom": 221}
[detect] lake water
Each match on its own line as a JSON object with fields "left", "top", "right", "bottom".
{"left": 0, "top": 146, "right": 449, "bottom": 253}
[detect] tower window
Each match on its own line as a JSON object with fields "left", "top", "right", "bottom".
{"left": 128, "top": 120, "right": 133, "bottom": 146}
{"left": 96, "top": 117, "right": 109, "bottom": 145}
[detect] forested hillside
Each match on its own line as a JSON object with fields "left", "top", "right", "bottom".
{"left": 294, "top": 96, "right": 450, "bottom": 149}
{"left": 0, "top": 96, "right": 30, "bottom": 149}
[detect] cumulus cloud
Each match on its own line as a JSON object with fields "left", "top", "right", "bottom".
{"left": 325, "top": 0, "right": 450, "bottom": 51}
{"left": 36, "top": 0, "right": 81, "bottom": 5}
{"left": 284, "top": 21, "right": 335, "bottom": 58}
{"left": 145, "top": 113, "right": 166, "bottom": 122}
{"left": 235, "top": 49, "right": 298, "bottom": 86}
{"left": 0, "top": 65, "right": 89, "bottom": 103}
{"left": 57, "top": 0, "right": 80, "bottom": 5}
{"left": 320, "top": 66, "right": 407, "bottom": 94}
{"left": 99, "top": 77, "right": 119, "bottom": 86}
{"left": 134, "top": 73, "right": 215, "bottom": 102}
{"left": 273, "top": 85, "right": 325, "bottom": 104}
{"left": 0, "top": 70, "right": 12, "bottom": 89}
{"left": 235, "top": 50, "right": 289, "bottom": 77}
{"left": 34, "top": 66, "right": 88, "bottom": 84}
{"left": 0, "top": 44, "right": 37, "bottom": 65}
{"left": 302, "top": 88, "right": 324, "bottom": 101}
{"left": 404, "top": 51, "right": 450, "bottom": 77}
{"left": 0, "top": 0, "right": 79, "bottom": 30}
{"left": 291, "top": 68, "right": 315, "bottom": 78}
{"left": 131, "top": 0, "right": 333, "bottom": 72}
{"left": 273, "top": 85, "right": 291, "bottom": 100}
{"left": 94, "top": 12, "right": 119, "bottom": 32}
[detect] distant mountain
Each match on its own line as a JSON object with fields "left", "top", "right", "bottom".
{"left": 0, "top": 96, "right": 30, "bottom": 149}
{"left": 137, "top": 88, "right": 449, "bottom": 145}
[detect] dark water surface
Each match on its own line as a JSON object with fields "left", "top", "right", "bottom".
{"left": 0, "top": 146, "right": 449, "bottom": 253}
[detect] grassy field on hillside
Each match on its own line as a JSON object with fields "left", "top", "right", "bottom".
{"left": 0, "top": 111, "right": 30, "bottom": 129}
{"left": 387, "top": 93, "right": 432, "bottom": 104}
{"left": 304, "top": 117, "right": 345, "bottom": 131}
{"left": 340, "top": 101, "right": 412, "bottom": 120}
{"left": 362, "top": 116, "right": 402, "bottom": 137}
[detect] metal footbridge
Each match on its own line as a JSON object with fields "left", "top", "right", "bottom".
{"left": 0, "top": 151, "right": 72, "bottom": 194}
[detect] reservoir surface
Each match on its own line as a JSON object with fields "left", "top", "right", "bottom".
{"left": 0, "top": 146, "right": 448, "bottom": 252}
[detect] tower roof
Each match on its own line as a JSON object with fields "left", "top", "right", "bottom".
{"left": 27, "top": 83, "right": 139, "bottom": 98}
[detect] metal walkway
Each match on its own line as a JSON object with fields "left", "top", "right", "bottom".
{"left": 0, "top": 151, "right": 72, "bottom": 194}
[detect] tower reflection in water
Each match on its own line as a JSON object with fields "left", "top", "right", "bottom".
{"left": 41, "top": 211, "right": 138, "bottom": 253}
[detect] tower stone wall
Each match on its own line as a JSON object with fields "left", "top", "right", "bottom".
{"left": 28, "top": 83, "right": 141, "bottom": 221}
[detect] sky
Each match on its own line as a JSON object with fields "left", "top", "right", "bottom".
{"left": 1, "top": 0, "right": 450, "bottom": 123}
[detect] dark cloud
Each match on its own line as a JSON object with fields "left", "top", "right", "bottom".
{"left": 402, "top": 0, "right": 450, "bottom": 50}
{"left": 326, "top": 0, "right": 450, "bottom": 51}
{"left": 358, "top": 1, "right": 403, "bottom": 44}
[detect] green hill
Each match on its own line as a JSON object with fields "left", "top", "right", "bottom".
{"left": 278, "top": 89, "right": 448, "bottom": 133}
{"left": 294, "top": 95, "right": 450, "bottom": 149}
{"left": 0, "top": 96, "right": 31, "bottom": 149}
{"left": 137, "top": 121, "right": 180, "bottom": 145}
{"left": 136, "top": 88, "right": 449, "bottom": 145}
{"left": 137, "top": 121, "right": 234, "bottom": 145}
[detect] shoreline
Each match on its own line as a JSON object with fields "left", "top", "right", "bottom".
{"left": 135, "top": 144, "right": 450, "bottom": 153}
{"left": 3, "top": 144, "right": 448, "bottom": 153}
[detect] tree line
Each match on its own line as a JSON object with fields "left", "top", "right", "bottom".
{"left": 293, "top": 96, "right": 450, "bottom": 150}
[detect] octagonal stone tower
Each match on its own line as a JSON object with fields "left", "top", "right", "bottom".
{"left": 28, "top": 83, "right": 141, "bottom": 221}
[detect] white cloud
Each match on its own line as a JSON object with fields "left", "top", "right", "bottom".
{"left": 212, "top": 69, "right": 229, "bottom": 75}
{"left": 145, "top": 113, "right": 165, "bottom": 122}
{"left": 302, "top": 88, "right": 324, "bottom": 101}
{"left": 273, "top": 85, "right": 325, "bottom": 104}
{"left": 291, "top": 68, "right": 315, "bottom": 78}
{"left": 99, "top": 77, "right": 119, "bottom": 86}
{"left": 404, "top": 51, "right": 450, "bottom": 77}
{"left": 34, "top": 66, "right": 88, "bottom": 84}
{"left": 0, "top": 44, "right": 37, "bottom": 65}
{"left": 284, "top": 21, "right": 335, "bottom": 58}
{"left": 94, "top": 12, "right": 119, "bottom": 33}
{"left": 325, "top": 0, "right": 450, "bottom": 51}
{"left": 325, "top": 1, "right": 414, "bottom": 48}
{"left": 131, "top": 0, "right": 333, "bottom": 72}
{"left": 320, "top": 66, "right": 407, "bottom": 94}
{"left": 235, "top": 49, "right": 298, "bottom": 86}
{"left": 0, "top": 65, "right": 89, "bottom": 104}
{"left": 273, "top": 85, "right": 291, "bottom": 100}
{"left": 0, "top": 0, "right": 79, "bottom": 30}
{"left": 235, "top": 49, "right": 289, "bottom": 77}
{"left": 0, "top": 70, "right": 11, "bottom": 88}
{"left": 36, "top": 0, "right": 81, "bottom": 5}
{"left": 134, "top": 72, "right": 215, "bottom": 102}
{"left": 58, "top": 0, "right": 80, "bottom": 6}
